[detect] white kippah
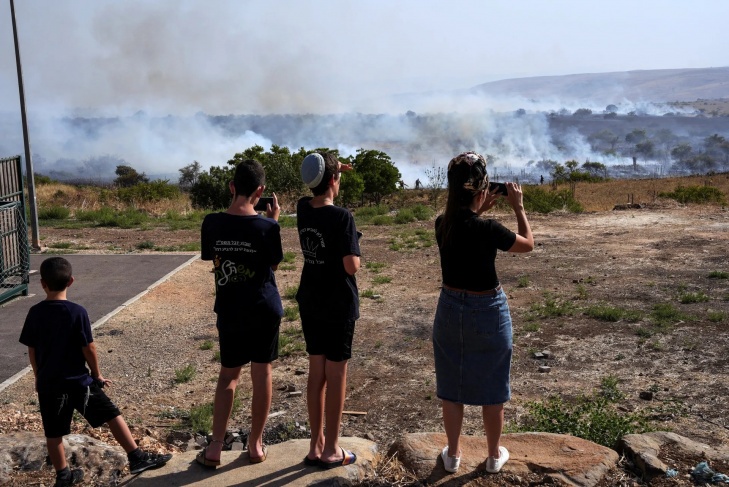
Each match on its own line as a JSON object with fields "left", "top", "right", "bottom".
{"left": 301, "top": 153, "right": 326, "bottom": 188}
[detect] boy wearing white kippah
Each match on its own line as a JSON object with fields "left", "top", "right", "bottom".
{"left": 296, "top": 152, "right": 360, "bottom": 469}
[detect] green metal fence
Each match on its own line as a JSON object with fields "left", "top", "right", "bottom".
{"left": 0, "top": 155, "right": 30, "bottom": 304}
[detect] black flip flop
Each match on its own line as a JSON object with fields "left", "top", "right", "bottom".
{"left": 318, "top": 447, "right": 357, "bottom": 469}
{"left": 303, "top": 455, "right": 319, "bottom": 466}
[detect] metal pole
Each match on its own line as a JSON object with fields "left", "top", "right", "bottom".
{"left": 10, "top": 0, "right": 40, "bottom": 250}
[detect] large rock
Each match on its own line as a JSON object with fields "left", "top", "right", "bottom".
{"left": 388, "top": 432, "right": 618, "bottom": 487}
{"left": 123, "top": 436, "right": 377, "bottom": 486}
{"left": 0, "top": 431, "right": 127, "bottom": 485}
{"left": 619, "top": 431, "right": 729, "bottom": 480}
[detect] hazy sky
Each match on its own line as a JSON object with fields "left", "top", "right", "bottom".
{"left": 2, "top": 0, "right": 728, "bottom": 116}
{"left": 1, "top": 1, "right": 728, "bottom": 183}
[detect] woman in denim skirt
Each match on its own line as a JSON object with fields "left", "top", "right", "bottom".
{"left": 433, "top": 152, "right": 534, "bottom": 474}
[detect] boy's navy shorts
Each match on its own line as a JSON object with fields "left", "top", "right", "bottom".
{"left": 216, "top": 311, "right": 281, "bottom": 368}
{"left": 300, "top": 313, "right": 356, "bottom": 362}
{"left": 38, "top": 383, "right": 121, "bottom": 438}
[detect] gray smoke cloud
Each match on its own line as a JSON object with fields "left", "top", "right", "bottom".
{"left": 1, "top": 1, "right": 724, "bottom": 185}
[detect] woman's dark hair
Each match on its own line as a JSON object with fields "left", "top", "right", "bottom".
{"left": 232, "top": 159, "right": 265, "bottom": 197}
{"left": 436, "top": 152, "right": 489, "bottom": 249}
{"left": 40, "top": 256, "right": 73, "bottom": 291}
{"left": 310, "top": 152, "right": 340, "bottom": 196}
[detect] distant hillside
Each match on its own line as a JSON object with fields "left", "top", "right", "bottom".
{"left": 470, "top": 66, "right": 729, "bottom": 103}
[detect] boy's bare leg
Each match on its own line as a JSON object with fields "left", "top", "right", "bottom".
{"left": 306, "top": 355, "right": 327, "bottom": 461}
{"left": 248, "top": 362, "right": 272, "bottom": 459}
{"left": 206, "top": 365, "right": 242, "bottom": 461}
{"left": 482, "top": 403, "right": 505, "bottom": 458}
{"left": 47, "top": 437, "right": 67, "bottom": 471}
{"left": 107, "top": 415, "right": 138, "bottom": 452}
{"left": 442, "top": 399, "right": 464, "bottom": 458}
{"left": 319, "top": 359, "right": 348, "bottom": 463}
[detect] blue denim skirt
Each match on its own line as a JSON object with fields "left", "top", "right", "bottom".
{"left": 432, "top": 287, "right": 513, "bottom": 406}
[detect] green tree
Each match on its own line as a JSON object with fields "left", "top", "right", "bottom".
{"left": 670, "top": 143, "right": 693, "bottom": 164}
{"left": 114, "top": 165, "right": 148, "bottom": 187}
{"left": 582, "top": 161, "right": 607, "bottom": 178}
{"left": 635, "top": 140, "right": 655, "bottom": 161}
{"left": 352, "top": 149, "right": 401, "bottom": 205}
{"left": 337, "top": 169, "right": 364, "bottom": 207}
{"left": 189, "top": 165, "right": 234, "bottom": 209}
{"left": 178, "top": 161, "right": 202, "bottom": 191}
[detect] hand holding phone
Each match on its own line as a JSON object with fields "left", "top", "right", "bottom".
{"left": 488, "top": 181, "right": 508, "bottom": 196}
{"left": 254, "top": 196, "right": 274, "bottom": 212}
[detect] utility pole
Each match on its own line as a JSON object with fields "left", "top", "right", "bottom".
{"left": 9, "top": 0, "right": 40, "bottom": 250}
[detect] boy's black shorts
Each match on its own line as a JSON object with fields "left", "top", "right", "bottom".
{"left": 38, "top": 383, "right": 121, "bottom": 438}
{"left": 216, "top": 311, "right": 281, "bottom": 368}
{"left": 300, "top": 314, "right": 356, "bottom": 362}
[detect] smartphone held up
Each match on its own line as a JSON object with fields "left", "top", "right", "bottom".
{"left": 254, "top": 196, "right": 274, "bottom": 212}
{"left": 488, "top": 181, "right": 508, "bottom": 196}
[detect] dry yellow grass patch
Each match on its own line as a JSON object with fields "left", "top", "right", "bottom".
{"left": 560, "top": 174, "right": 729, "bottom": 211}
{"left": 35, "top": 183, "right": 193, "bottom": 216}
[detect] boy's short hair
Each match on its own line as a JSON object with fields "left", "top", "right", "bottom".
{"left": 232, "top": 159, "right": 266, "bottom": 197}
{"left": 310, "top": 152, "right": 340, "bottom": 196}
{"left": 40, "top": 257, "right": 73, "bottom": 292}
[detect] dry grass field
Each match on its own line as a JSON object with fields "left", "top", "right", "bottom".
{"left": 565, "top": 174, "right": 729, "bottom": 212}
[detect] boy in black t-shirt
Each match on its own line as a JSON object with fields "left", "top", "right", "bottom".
{"left": 19, "top": 257, "right": 171, "bottom": 487}
{"left": 297, "top": 152, "right": 361, "bottom": 469}
{"left": 198, "top": 159, "right": 283, "bottom": 467}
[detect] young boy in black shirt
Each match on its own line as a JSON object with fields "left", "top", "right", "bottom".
{"left": 19, "top": 257, "right": 171, "bottom": 487}
{"left": 297, "top": 152, "right": 361, "bottom": 469}
{"left": 198, "top": 159, "right": 283, "bottom": 467}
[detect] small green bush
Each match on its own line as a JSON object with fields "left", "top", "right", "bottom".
{"left": 523, "top": 187, "right": 583, "bottom": 214}
{"left": 530, "top": 294, "right": 575, "bottom": 318}
{"left": 279, "top": 326, "right": 305, "bottom": 357}
{"left": 585, "top": 305, "right": 625, "bottom": 322}
{"left": 282, "top": 252, "right": 296, "bottom": 263}
{"left": 519, "top": 393, "right": 651, "bottom": 448}
{"left": 365, "top": 261, "right": 387, "bottom": 273}
{"left": 679, "top": 291, "right": 710, "bottom": 304}
{"left": 658, "top": 185, "right": 726, "bottom": 205}
{"left": 49, "top": 242, "right": 73, "bottom": 249}
{"left": 599, "top": 375, "right": 625, "bottom": 402}
{"left": 707, "top": 311, "right": 726, "bottom": 322}
{"left": 371, "top": 215, "right": 394, "bottom": 226}
{"left": 708, "top": 271, "right": 729, "bottom": 279}
{"left": 189, "top": 402, "right": 214, "bottom": 433}
{"left": 523, "top": 322, "right": 540, "bottom": 332}
{"left": 38, "top": 205, "right": 70, "bottom": 220}
{"left": 517, "top": 276, "right": 530, "bottom": 288}
{"left": 174, "top": 364, "right": 196, "bottom": 384}
{"left": 360, "top": 289, "right": 376, "bottom": 298}
{"left": 651, "top": 303, "right": 687, "bottom": 329}
{"left": 354, "top": 205, "right": 390, "bottom": 225}
{"left": 283, "top": 305, "right": 300, "bottom": 321}
{"left": 34, "top": 173, "right": 56, "bottom": 185}
{"left": 410, "top": 204, "right": 434, "bottom": 221}
{"left": 199, "top": 340, "right": 214, "bottom": 351}
{"left": 283, "top": 285, "right": 298, "bottom": 300}
{"left": 278, "top": 215, "right": 297, "bottom": 228}
{"left": 136, "top": 240, "right": 155, "bottom": 250}
{"left": 373, "top": 276, "right": 392, "bottom": 285}
{"left": 394, "top": 208, "right": 416, "bottom": 224}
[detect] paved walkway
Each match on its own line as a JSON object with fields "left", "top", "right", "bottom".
{"left": 0, "top": 254, "right": 197, "bottom": 390}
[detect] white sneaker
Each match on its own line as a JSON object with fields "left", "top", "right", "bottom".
{"left": 441, "top": 446, "right": 461, "bottom": 473}
{"left": 485, "top": 446, "right": 509, "bottom": 473}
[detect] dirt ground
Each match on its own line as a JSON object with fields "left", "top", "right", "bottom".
{"left": 1, "top": 203, "right": 728, "bottom": 486}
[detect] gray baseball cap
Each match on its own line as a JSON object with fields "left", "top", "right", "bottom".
{"left": 301, "top": 153, "right": 326, "bottom": 188}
